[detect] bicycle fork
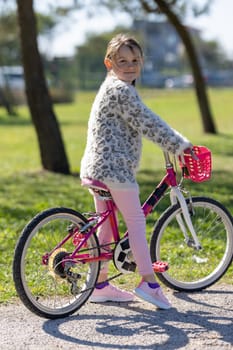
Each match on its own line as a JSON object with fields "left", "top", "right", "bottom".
{"left": 170, "top": 187, "right": 202, "bottom": 250}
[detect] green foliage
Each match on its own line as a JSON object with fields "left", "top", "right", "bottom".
{"left": 36, "top": 12, "right": 58, "bottom": 35}
{"left": 0, "top": 11, "right": 21, "bottom": 65}
{"left": 0, "top": 88, "right": 233, "bottom": 303}
{"left": 0, "top": 8, "right": 58, "bottom": 66}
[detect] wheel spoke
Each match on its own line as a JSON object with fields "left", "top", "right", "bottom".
{"left": 150, "top": 197, "right": 233, "bottom": 291}
{"left": 13, "top": 208, "right": 100, "bottom": 318}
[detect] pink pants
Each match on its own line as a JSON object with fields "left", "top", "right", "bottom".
{"left": 93, "top": 187, "right": 154, "bottom": 276}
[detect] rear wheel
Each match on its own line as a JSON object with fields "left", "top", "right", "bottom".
{"left": 150, "top": 197, "right": 233, "bottom": 291}
{"left": 13, "top": 207, "right": 100, "bottom": 319}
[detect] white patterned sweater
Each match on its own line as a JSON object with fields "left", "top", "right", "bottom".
{"left": 80, "top": 74, "right": 191, "bottom": 189}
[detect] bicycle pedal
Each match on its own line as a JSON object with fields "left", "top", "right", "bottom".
{"left": 152, "top": 261, "right": 169, "bottom": 273}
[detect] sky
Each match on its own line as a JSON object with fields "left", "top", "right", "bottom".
{"left": 36, "top": 0, "right": 233, "bottom": 59}
{"left": 187, "top": 0, "right": 233, "bottom": 58}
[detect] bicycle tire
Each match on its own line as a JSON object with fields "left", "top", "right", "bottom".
{"left": 150, "top": 197, "right": 233, "bottom": 292}
{"left": 13, "top": 207, "right": 100, "bottom": 319}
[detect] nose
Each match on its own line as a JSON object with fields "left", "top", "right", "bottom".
{"left": 127, "top": 62, "right": 136, "bottom": 68}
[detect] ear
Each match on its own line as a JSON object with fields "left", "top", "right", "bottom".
{"left": 104, "top": 58, "right": 112, "bottom": 70}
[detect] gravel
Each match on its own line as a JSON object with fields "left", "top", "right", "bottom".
{"left": 1, "top": 283, "right": 232, "bottom": 350}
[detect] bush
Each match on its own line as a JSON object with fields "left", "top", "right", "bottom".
{"left": 49, "top": 87, "right": 74, "bottom": 104}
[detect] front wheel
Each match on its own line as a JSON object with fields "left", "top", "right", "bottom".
{"left": 13, "top": 207, "right": 100, "bottom": 319}
{"left": 150, "top": 197, "right": 233, "bottom": 292}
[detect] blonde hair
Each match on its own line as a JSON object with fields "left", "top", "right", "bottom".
{"left": 105, "top": 33, "right": 143, "bottom": 61}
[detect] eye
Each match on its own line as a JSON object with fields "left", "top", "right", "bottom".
{"left": 133, "top": 58, "right": 140, "bottom": 65}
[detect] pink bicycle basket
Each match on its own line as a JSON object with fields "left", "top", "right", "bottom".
{"left": 180, "top": 145, "right": 212, "bottom": 183}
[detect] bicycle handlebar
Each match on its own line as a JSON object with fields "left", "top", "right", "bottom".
{"left": 179, "top": 145, "right": 212, "bottom": 183}
{"left": 163, "top": 151, "right": 173, "bottom": 167}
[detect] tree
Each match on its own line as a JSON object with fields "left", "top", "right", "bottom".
{"left": 75, "top": 29, "right": 127, "bottom": 89}
{"left": 0, "top": 11, "right": 21, "bottom": 65}
{"left": 76, "top": 35, "right": 108, "bottom": 89}
{"left": 197, "top": 39, "right": 229, "bottom": 70}
{"left": 0, "top": 11, "right": 21, "bottom": 115}
{"left": 147, "top": 0, "right": 216, "bottom": 134}
{"left": 101, "top": 0, "right": 217, "bottom": 134}
{"left": 16, "top": 0, "right": 70, "bottom": 174}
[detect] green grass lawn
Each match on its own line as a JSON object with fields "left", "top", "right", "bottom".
{"left": 0, "top": 88, "right": 233, "bottom": 303}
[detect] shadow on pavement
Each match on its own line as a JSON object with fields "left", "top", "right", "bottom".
{"left": 42, "top": 288, "right": 233, "bottom": 349}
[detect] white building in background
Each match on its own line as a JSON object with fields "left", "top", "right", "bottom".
{"left": 0, "top": 66, "right": 25, "bottom": 89}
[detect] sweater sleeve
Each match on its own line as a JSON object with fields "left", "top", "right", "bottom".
{"left": 114, "top": 82, "right": 192, "bottom": 156}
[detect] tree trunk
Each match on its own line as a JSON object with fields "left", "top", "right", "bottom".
{"left": 0, "top": 87, "right": 17, "bottom": 116}
{"left": 154, "top": 0, "right": 217, "bottom": 134}
{"left": 16, "top": 0, "right": 70, "bottom": 174}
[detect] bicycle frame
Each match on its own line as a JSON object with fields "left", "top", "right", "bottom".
{"left": 16, "top": 143, "right": 233, "bottom": 319}
{"left": 43, "top": 151, "right": 201, "bottom": 269}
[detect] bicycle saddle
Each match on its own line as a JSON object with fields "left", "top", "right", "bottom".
{"left": 81, "top": 178, "right": 112, "bottom": 199}
{"left": 81, "top": 178, "right": 109, "bottom": 191}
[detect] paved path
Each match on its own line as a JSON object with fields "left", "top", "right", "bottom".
{"left": 1, "top": 284, "right": 233, "bottom": 350}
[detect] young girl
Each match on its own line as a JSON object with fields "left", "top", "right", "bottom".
{"left": 80, "top": 33, "right": 193, "bottom": 310}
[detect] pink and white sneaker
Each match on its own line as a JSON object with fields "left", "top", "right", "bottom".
{"left": 89, "top": 283, "right": 134, "bottom": 303}
{"left": 134, "top": 281, "right": 171, "bottom": 309}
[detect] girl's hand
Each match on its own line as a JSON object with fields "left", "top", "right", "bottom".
{"left": 186, "top": 147, "right": 199, "bottom": 160}
{"left": 180, "top": 147, "right": 199, "bottom": 164}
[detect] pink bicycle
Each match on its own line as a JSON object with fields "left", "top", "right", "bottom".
{"left": 13, "top": 146, "right": 233, "bottom": 319}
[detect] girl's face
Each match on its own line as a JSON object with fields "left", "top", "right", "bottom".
{"left": 105, "top": 44, "right": 142, "bottom": 83}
